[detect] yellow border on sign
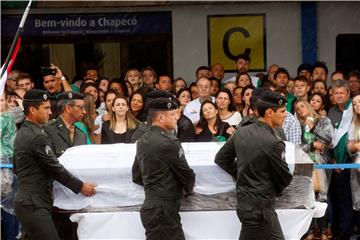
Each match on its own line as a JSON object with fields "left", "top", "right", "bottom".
{"left": 207, "top": 14, "right": 266, "bottom": 72}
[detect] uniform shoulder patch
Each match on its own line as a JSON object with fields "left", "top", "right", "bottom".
{"left": 45, "top": 145, "right": 52, "bottom": 155}
{"left": 178, "top": 147, "right": 185, "bottom": 158}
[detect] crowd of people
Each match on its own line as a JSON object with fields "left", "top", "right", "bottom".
{"left": 1, "top": 53, "right": 360, "bottom": 239}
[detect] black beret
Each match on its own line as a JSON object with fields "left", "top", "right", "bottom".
{"left": 57, "top": 91, "right": 84, "bottom": 101}
{"left": 23, "top": 89, "right": 50, "bottom": 102}
{"left": 146, "top": 90, "right": 174, "bottom": 100}
{"left": 250, "top": 88, "right": 267, "bottom": 106}
{"left": 257, "top": 90, "right": 286, "bottom": 107}
{"left": 297, "top": 63, "right": 313, "bottom": 75}
{"left": 147, "top": 97, "right": 177, "bottom": 111}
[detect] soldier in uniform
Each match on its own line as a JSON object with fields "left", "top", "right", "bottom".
{"left": 43, "top": 91, "right": 87, "bottom": 157}
{"left": 132, "top": 97, "right": 196, "bottom": 240}
{"left": 13, "top": 89, "right": 96, "bottom": 240}
{"left": 42, "top": 91, "right": 88, "bottom": 239}
{"left": 215, "top": 90, "right": 293, "bottom": 240}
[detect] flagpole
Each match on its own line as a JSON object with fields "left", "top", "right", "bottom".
{"left": 0, "top": 0, "right": 32, "bottom": 79}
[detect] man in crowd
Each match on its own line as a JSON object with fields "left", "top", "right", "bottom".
{"left": 331, "top": 70, "right": 345, "bottom": 82}
{"left": 215, "top": 89, "right": 292, "bottom": 240}
{"left": 293, "top": 76, "right": 310, "bottom": 101}
{"left": 156, "top": 75, "right": 172, "bottom": 92}
{"left": 43, "top": 91, "right": 87, "bottom": 157}
{"left": 311, "top": 61, "right": 328, "bottom": 82}
{"left": 327, "top": 80, "right": 354, "bottom": 240}
{"left": 13, "top": 89, "right": 96, "bottom": 240}
{"left": 17, "top": 73, "right": 34, "bottom": 92}
{"left": 267, "top": 64, "right": 279, "bottom": 83}
{"left": 348, "top": 69, "right": 360, "bottom": 97}
{"left": 5, "top": 69, "right": 20, "bottom": 93}
{"left": 297, "top": 63, "right": 313, "bottom": 82}
{"left": 84, "top": 67, "right": 99, "bottom": 82}
{"left": 42, "top": 64, "right": 72, "bottom": 97}
{"left": 224, "top": 54, "right": 259, "bottom": 87}
{"left": 132, "top": 97, "right": 195, "bottom": 240}
{"left": 183, "top": 76, "right": 214, "bottom": 124}
{"left": 196, "top": 66, "right": 212, "bottom": 80}
{"left": 43, "top": 91, "right": 88, "bottom": 239}
{"left": 211, "top": 63, "right": 225, "bottom": 82}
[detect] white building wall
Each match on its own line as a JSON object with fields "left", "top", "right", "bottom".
{"left": 171, "top": 2, "right": 302, "bottom": 82}
{"left": 317, "top": 2, "right": 360, "bottom": 76}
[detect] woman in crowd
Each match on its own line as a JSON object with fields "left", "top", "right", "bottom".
{"left": 346, "top": 93, "right": 360, "bottom": 237}
{"left": 189, "top": 82, "right": 199, "bottom": 99}
{"left": 98, "top": 77, "right": 110, "bottom": 93}
{"left": 129, "top": 90, "right": 147, "bottom": 122}
{"left": 176, "top": 88, "right": 192, "bottom": 112}
{"left": 210, "top": 77, "right": 220, "bottom": 96}
{"left": 174, "top": 99, "right": 196, "bottom": 142}
{"left": 309, "top": 93, "right": 328, "bottom": 117}
{"left": 233, "top": 86, "right": 243, "bottom": 113}
{"left": 311, "top": 80, "right": 327, "bottom": 95}
{"left": 125, "top": 68, "right": 142, "bottom": 93}
{"left": 141, "top": 66, "right": 157, "bottom": 88}
{"left": 172, "top": 77, "right": 187, "bottom": 95}
{"left": 81, "top": 82, "right": 101, "bottom": 110}
{"left": 215, "top": 88, "right": 242, "bottom": 128}
{"left": 0, "top": 91, "right": 19, "bottom": 239}
{"left": 101, "top": 96, "right": 139, "bottom": 144}
{"left": 195, "top": 100, "right": 232, "bottom": 142}
{"left": 109, "top": 79, "right": 129, "bottom": 98}
{"left": 241, "top": 85, "right": 255, "bottom": 117}
{"left": 236, "top": 72, "right": 252, "bottom": 88}
{"left": 224, "top": 81, "right": 237, "bottom": 95}
{"left": 75, "top": 94, "right": 97, "bottom": 144}
{"left": 294, "top": 99, "right": 334, "bottom": 240}
{"left": 94, "top": 90, "right": 120, "bottom": 142}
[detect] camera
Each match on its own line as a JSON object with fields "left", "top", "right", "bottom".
{"left": 41, "top": 67, "right": 56, "bottom": 76}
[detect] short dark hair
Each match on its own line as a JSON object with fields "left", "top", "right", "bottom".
{"left": 17, "top": 73, "right": 33, "bottom": 83}
{"left": 195, "top": 66, "right": 211, "bottom": 76}
{"left": 312, "top": 61, "right": 328, "bottom": 76}
{"left": 349, "top": 69, "right": 360, "bottom": 80}
{"left": 274, "top": 68, "right": 290, "bottom": 80}
{"left": 294, "top": 75, "right": 309, "bottom": 85}
{"left": 256, "top": 92, "right": 286, "bottom": 118}
{"left": 176, "top": 88, "right": 192, "bottom": 100}
{"left": 216, "top": 88, "right": 235, "bottom": 111}
{"left": 23, "top": 100, "right": 45, "bottom": 115}
{"left": 236, "top": 53, "right": 251, "bottom": 63}
{"left": 311, "top": 79, "right": 327, "bottom": 90}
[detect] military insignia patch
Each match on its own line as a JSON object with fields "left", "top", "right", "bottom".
{"left": 45, "top": 145, "right": 52, "bottom": 155}
{"left": 179, "top": 147, "right": 184, "bottom": 158}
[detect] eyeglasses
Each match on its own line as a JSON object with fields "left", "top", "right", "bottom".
{"left": 71, "top": 104, "right": 85, "bottom": 110}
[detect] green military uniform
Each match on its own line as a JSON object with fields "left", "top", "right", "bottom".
{"left": 43, "top": 117, "right": 87, "bottom": 157}
{"left": 132, "top": 97, "right": 195, "bottom": 240}
{"left": 14, "top": 120, "right": 83, "bottom": 240}
{"left": 215, "top": 92, "right": 293, "bottom": 240}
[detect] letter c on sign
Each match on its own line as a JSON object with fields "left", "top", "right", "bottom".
{"left": 223, "top": 27, "right": 251, "bottom": 60}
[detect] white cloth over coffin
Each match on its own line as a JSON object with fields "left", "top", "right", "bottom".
{"left": 53, "top": 142, "right": 296, "bottom": 210}
{"left": 70, "top": 202, "right": 327, "bottom": 240}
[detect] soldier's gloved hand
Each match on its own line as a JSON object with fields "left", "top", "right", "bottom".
{"left": 80, "top": 182, "right": 97, "bottom": 197}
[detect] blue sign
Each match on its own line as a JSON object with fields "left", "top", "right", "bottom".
{"left": 1, "top": 12, "right": 172, "bottom": 38}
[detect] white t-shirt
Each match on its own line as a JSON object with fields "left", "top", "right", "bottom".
{"left": 94, "top": 114, "right": 105, "bottom": 135}
{"left": 183, "top": 97, "right": 215, "bottom": 124}
{"left": 222, "top": 111, "right": 242, "bottom": 127}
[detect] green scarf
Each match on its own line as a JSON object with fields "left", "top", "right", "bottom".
{"left": 333, "top": 100, "right": 352, "bottom": 164}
